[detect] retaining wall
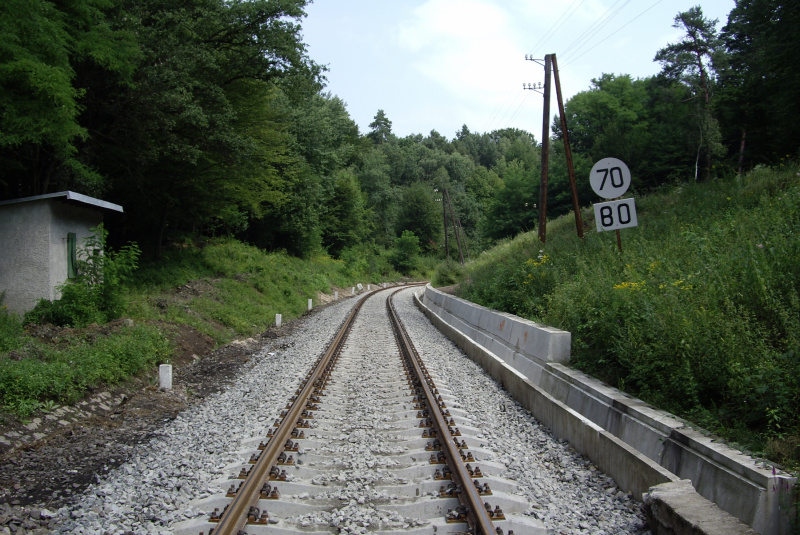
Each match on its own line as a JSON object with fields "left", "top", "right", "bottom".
{"left": 415, "top": 285, "right": 795, "bottom": 535}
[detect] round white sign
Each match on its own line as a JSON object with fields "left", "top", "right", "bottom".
{"left": 590, "top": 157, "right": 631, "bottom": 199}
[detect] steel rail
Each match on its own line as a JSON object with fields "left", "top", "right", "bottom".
{"left": 211, "top": 292, "right": 369, "bottom": 535}
{"left": 387, "top": 288, "right": 497, "bottom": 535}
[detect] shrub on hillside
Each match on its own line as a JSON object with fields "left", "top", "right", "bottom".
{"left": 0, "top": 324, "right": 169, "bottom": 417}
{"left": 432, "top": 259, "right": 465, "bottom": 287}
{"left": 390, "top": 231, "right": 421, "bottom": 275}
{"left": 0, "top": 295, "right": 22, "bottom": 353}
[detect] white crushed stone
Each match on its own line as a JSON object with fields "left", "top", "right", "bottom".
{"left": 50, "top": 287, "right": 650, "bottom": 535}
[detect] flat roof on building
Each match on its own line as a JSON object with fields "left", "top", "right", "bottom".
{"left": 0, "top": 191, "right": 123, "bottom": 213}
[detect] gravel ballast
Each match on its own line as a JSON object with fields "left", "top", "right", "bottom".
{"left": 7, "top": 287, "right": 650, "bottom": 534}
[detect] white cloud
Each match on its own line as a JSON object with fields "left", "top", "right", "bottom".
{"left": 396, "top": 0, "right": 524, "bottom": 104}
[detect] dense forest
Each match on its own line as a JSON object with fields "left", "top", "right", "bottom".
{"left": 1, "top": 0, "right": 798, "bottom": 263}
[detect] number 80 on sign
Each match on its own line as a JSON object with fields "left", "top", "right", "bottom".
{"left": 593, "top": 198, "right": 638, "bottom": 232}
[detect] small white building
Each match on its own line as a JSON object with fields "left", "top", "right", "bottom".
{"left": 0, "top": 191, "right": 123, "bottom": 315}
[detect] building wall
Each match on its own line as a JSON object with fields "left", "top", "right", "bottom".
{"left": 0, "top": 200, "right": 102, "bottom": 315}
{"left": 0, "top": 201, "right": 52, "bottom": 315}
{"left": 49, "top": 202, "right": 103, "bottom": 301}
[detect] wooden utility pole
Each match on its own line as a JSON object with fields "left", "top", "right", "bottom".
{"left": 444, "top": 188, "right": 465, "bottom": 265}
{"left": 441, "top": 190, "right": 449, "bottom": 260}
{"left": 551, "top": 54, "right": 583, "bottom": 238}
{"left": 526, "top": 53, "right": 583, "bottom": 241}
{"left": 454, "top": 212, "right": 470, "bottom": 261}
{"left": 538, "top": 54, "right": 552, "bottom": 244}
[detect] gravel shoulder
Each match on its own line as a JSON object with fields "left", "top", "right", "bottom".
{"left": 0, "top": 305, "right": 319, "bottom": 533}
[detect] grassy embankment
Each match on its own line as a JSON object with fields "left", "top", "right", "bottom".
{"left": 0, "top": 239, "right": 406, "bottom": 418}
{"left": 451, "top": 164, "right": 800, "bottom": 472}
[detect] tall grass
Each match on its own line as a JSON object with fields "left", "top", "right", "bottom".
{"left": 126, "top": 238, "right": 394, "bottom": 343}
{"left": 0, "top": 324, "right": 170, "bottom": 417}
{"left": 459, "top": 165, "right": 800, "bottom": 468}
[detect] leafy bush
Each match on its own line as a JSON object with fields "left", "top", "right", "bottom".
{"left": 24, "top": 225, "right": 140, "bottom": 327}
{"left": 432, "top": 259, "right": 465, "bottom": 287}
{"left": 390, "top": 231, "right": 421, "bottom": 275}
{"left": 339, "top": 243, "right": 396, "bottom": 279}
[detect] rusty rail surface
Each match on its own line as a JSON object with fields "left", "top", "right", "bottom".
{"left": 387, "top": 287, "right": 498, "bottom": 535}
{"left": 208, "top": 283, "right": 500, "bottom": 534}
{"left": 210, "top": 291, "right": 368, "bottom": 534}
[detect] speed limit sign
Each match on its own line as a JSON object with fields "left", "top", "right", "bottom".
{"left": 594, "top": 198, "right": 638, "bottom": 232}
{"left": 590, "top": 157, "right": 631, "bottom": 199}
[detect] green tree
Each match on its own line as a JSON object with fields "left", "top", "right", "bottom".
{"left": 367, "top": 109, "right": 393, "bottom": 144}
{"left": 655, "top": 6, "right": 725, "bottom": 180}
{"left": 357, "top": 148, "right": 397, "bottom": 243}
{"left": 422, "top": 129, "right": 451, "bottom": 153}
{"left": 321, "top": 169, "right": 370, "bottom": 257}
{"left": 383, "top": 138, "right": 429, "bottom": 186}
{"left": 0, "top": 0, "right": 139, "bottom": 199}
{"left": 395, "top": 182, "right": 442, "bottom": 253}
{"left": 480, "top": 159, "right": 538, "bottom": 240}
{"left": 718, "top": 1, "right": 800, "bottom": 168}
{"left": 492, "top": 128, "right": 539, "bottom": 172}
{"left": 444, "top": 151, "right": 475, "bottom": 185}
{"left": 557, "top": 74, "right": 650, "bottom": 162}
{"left": 89, "top": 0, "right": 322, "bottom": 255}
{"left": 390, "top": 230, "right": 420, "bottom": 275}
{"left": 454, "top": 126, "right": 502, "bottom": 169}
{"left": 289, "top": 92, "right": 360, "bottom": 177}
{"left": 466, "top": 165, "right": 502, "bottom": 208}
{"left": 556, "top": 74, "right": 697, "bottom": 190}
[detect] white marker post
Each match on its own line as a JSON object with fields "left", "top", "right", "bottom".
{"left": 159, "top": 364, "right": 172, "bottom": 390}
{"left": 275, "top": 313, "right": 282, "bottom": 327}
{"left": 308, "top": 299, "right": 312, "bottom": 311}
{"left": 334, "top": 291, "right": 338, "bottom": 300}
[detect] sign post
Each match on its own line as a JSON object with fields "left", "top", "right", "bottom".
{"left": 590, "top": 158, "right": 638, "bottom": 252}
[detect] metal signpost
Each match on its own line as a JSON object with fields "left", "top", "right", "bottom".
{"left": 590, "top": 157, "right": 638, "bottom": 252}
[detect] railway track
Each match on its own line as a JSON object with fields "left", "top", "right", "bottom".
{"left": 176, "top": 285, "right": 544, "bottom": 534}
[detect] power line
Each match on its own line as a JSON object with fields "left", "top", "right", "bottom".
{"left": 490, "top": 0, "right": 660, "bottom": 134}
{"left": 505, "top": 90, "right": 536, "bottom": 129}
{"left": 561, "top": 0, "right": 631, "bottom": 60}
{"left": 481, "top": 84, "right": 518, "bottom": 133}
{"left": 562, "top": 0, "right": 665, "bottom": 66}
{"left": 480, "top": 1, "right": 585, "bottom": 134}
{"left": 484, "top": 88, "right": 525, "bottom": 133}
{"left": 528, "top": 0, "right": 587, "bottom": 57}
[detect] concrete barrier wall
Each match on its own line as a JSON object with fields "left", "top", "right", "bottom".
{"left": 415, "top": 285, "right": 795, "bottom": 535}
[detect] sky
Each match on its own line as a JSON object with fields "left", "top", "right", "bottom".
{"left": 301, "top": 0, "right": 736, "bottom": 140}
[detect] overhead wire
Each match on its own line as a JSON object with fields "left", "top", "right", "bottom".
{"left": 488, "top": 0, "right": 659, "bottom": 134}
{"left": 484, "top": 88, "right": 526, "bottom": 133}
{"left": 527, "top": 0, "right": 587, "bottom": 57}
{"left": 482, "top": 0, "right": 586, "bottom": 133}
{"left": 481, "top": 84, "right": 519, "bottom": 133}
{"left": 561, "top": 0, "right": 632, "bottom": 60}
{"left": 505, "top": 90, "right": 535, "bottom": 128}
{"left": 561, "top": 0, "right": 665, "bottom": 66}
